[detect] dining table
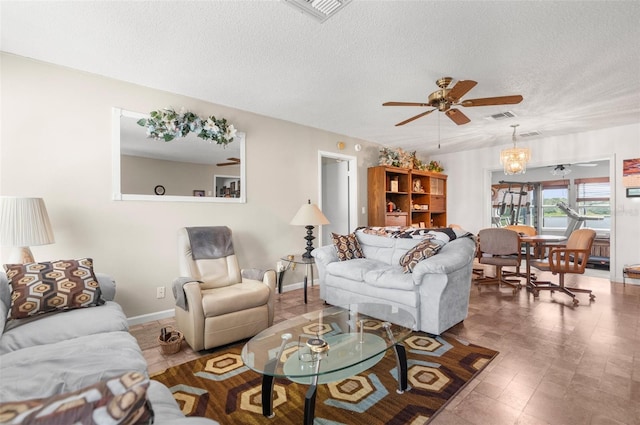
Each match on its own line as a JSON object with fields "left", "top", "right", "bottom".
{"left": 519, "top": 234, "right": 567, "bottom": 289}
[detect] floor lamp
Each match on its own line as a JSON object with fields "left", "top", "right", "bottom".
{"left": 290, "top": 200, "right": 330, "bottom": 258}
{"left": 0, "top": 197, "right": 55, "bottom": 264}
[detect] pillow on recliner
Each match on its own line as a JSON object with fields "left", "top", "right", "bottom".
{"left": 3, "top": 258, "right": 104, "bottom": 320}
{"left": 331, "top": 232, "right": 365, "bottom": 261}
{"left": 399, "top": 239, "right": 443, "bottom": 273}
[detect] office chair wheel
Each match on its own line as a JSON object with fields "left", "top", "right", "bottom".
{"left": 573, "top": 298, "right": 579, "bottom": 305}
{"left": 589, "top": 294, "right": 596, "bottom": 301}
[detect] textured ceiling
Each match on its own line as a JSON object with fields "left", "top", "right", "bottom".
{"left": 2, "top": 1, "right": 639, "bottom": 157}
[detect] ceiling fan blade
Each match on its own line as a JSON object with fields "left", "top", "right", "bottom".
{"left": 445, "top": 108, "right": 471, "bottom": 125}
{"left": 227, "top": 157, "right": 240, "bottom": 162}
{"left": 217, "top": 162, "right": 238, "bottom": 166}
{"left": 446, "top": 80, "right": 477, "bottom": 103}
{"left": 460, "top": 95, "right": 523, "bottom": 107}
{"left": 383, "top": 101, "right": 430, "bottom": 107}
{"left": 395, "top": 109, "right": 435, "bottom": 126}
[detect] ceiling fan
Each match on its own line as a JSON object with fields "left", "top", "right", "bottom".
{"left": 217, "top": 157, "right": 240, "bottom": 167}
{"left": 383, "top": 77, "right": 523, "bottom": 126}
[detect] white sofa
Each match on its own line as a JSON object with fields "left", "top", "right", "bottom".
{"left": 312, "top": 228, "right": 476, "bottom": 335}
{"left": 0, "top": 270, "right": 218, "bottom": 425}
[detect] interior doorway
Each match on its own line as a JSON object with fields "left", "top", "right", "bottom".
{"left": 318, "top": 151, "right": 358, "bottom": 246}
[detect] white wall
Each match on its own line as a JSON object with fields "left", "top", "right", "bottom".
{"left": 0, "top": 54, "right": 379, "bottom": 318}
{"left": 431, "top": 124, "right": 640, "bottom": 282}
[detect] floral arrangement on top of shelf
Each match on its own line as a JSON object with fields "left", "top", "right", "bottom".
{"left": 378, "top": 147, "right": 444, "bottom": 172}
{"left": 137, "top": 108, "right": 237, "bottom": 146}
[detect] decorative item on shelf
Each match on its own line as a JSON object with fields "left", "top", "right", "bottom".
{"left": 137, "top": 107, "right": 237, "bottom": 146}
{"left": 0, "top": 197, "right": 55, "bottom": 264}
{"left": 426, "top": 160, "right": 444, "bottom": 172}
{"left": 413, "top": 178, "right": 424, "bottom": 192}
{"left": 378, "top": 147, "right": 415, "bottom": 169}
{"left": 379, "top": 148, "right": 445, "bottom": 172}
{"left": 390, "top": 178, "right": 399, "bottom": 192}
{"left": 500, "top": 124, "right": 530, "bottom": 175}
{"left": 387, "top": 201, "right": 396, "bottom": 212}
{"left": 290, "top": 200, "right": 330, "bottom": 258}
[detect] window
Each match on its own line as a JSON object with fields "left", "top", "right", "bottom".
{"left": 575, "top": 177, "right": 610, "bottom": 230}
{"left": 541, "top": 180, "right": 569, "bottom": 229}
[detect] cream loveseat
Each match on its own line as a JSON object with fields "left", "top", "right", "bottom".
{"left": 0, "top": 265, "right": 217, "bottom": 425}
{"left": 312, "top": 227, "right": 476, "bottom": 335}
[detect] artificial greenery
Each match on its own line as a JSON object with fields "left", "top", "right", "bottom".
{"left": 379, "top": 147, "right": 444, "bottom": 172}
{"left": 137, "top": 108, "right": 237, "bottom": 146}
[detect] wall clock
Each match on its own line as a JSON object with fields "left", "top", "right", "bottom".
{"left": 154, "top": 185, "right": 165, "bottom": 195}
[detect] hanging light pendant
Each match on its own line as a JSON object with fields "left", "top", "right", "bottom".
{"left": 500, "top": 124, "right": 530, "bottom": 175}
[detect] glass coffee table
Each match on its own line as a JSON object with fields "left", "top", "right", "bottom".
{"left": 241, "top": 303, "right": 415, "bottom": 424}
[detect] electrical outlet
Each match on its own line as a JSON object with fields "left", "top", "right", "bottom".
{"left": 156, "top": 286, "right": 165, "bottom": 299}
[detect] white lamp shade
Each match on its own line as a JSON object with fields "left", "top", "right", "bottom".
{"left": 0, "top": 197, "right": 55, "bottom": 247}
{"left": 290, "top": 201, "right": 330, "bottom": 226}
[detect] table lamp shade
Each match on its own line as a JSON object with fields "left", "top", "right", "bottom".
{"left": 0, "top": 197, "right": 55, "bottom": 263}
{"left": 289, "top": 200, "right": 330, "bottom": 226}
{"left": 290, "top": 200, "right": 330, "bottom": 258}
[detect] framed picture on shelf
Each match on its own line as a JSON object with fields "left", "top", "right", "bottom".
{"left": 193, "top": 190, "right": 205, "bottom": 197}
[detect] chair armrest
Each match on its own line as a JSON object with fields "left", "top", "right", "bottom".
{"left": 548, "top": 248, "right": 590, "bottom": 273}
{"left": 172, "top": 277, "right": 201, "bottom": 310}
{"left": 241, "top": 269, "right": 276, "bottom": 326}
{"left": 241, "top": 269, "right": 277, "bottom": 292}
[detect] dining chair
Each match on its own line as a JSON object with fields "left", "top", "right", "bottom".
{"left": 475, "top": 228, "right": 523, "bottom": 294}
{"left": 502, "top": 224, "right": 537, "bottom": 280}
{"left": 529, "top": 228, "right": 596, "bottom": 305}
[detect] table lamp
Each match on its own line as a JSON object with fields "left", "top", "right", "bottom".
{"left": 290, "top": 199, "right": 330, "bottom": 258}
{"left": 0, "top": 197, "right": 55, "bottom": 264}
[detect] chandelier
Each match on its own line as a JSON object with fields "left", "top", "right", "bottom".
{"left": 500, "top": 124, "right": 530, "bottom": 175}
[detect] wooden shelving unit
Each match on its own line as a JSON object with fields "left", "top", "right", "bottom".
{"left": 367, "top": 166, "right": 447, "bottom": 228}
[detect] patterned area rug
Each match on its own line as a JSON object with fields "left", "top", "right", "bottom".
{"left": 152, "top": 332, "right": 497, "bottom": 424}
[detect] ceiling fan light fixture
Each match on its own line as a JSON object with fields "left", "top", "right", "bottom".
{"left": 500, "top": 124, "right": 530, "bottom": 175}
{"left": 551, "top": 164, "right": 572, "bottom": 176}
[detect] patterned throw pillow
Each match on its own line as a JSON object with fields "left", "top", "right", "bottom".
{"left": 331, "top": 232, "right": 365, "bottom": 261}
{"left": 0, "top": 371, "right": 153, "bottom": 425}
{"left": 399, "top": 239, "right": 443, "bottom": 273}
{"left": 3, "top": 258, "right": 104, "bottom": 320}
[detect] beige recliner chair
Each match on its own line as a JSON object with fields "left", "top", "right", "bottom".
{"left": 173, "top": 226, "right": 276, "bottom": 351}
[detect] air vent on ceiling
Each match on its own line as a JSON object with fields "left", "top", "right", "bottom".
{"left": 488, "top": 111, "right": 517, "bottom": 120}
{"left": 283, "top": 0, "right": 351, "bottom": 22}
{"left": 519, "top": 130, "right": 542, "bottom": 138}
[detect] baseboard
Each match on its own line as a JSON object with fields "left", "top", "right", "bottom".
{"left": 127, "top": 309, "right": 174, "bottom": 326}
{"left": 127, "top": 281, "right": 309, "bottom": 326}
{"left": 280, "top": 281, "right": 306, "bottom": 292}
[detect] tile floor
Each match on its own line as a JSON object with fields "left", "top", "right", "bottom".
{"left": 129, "top": 267, "right": 640, "bottom": 425}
